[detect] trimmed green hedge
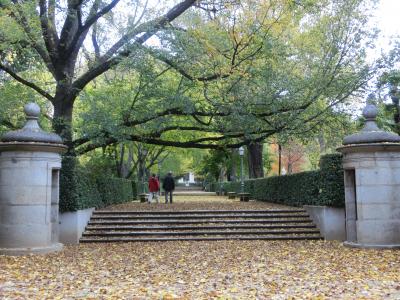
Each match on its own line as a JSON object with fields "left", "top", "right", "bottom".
{"left": 60, "top": 156, "right": 136, "bottom": 212}
{"left": 204, "top": 182, "right": 219, "bottom": 192}
{"left": 60, "top": 156, "right": 80, "bottom": 212}
{"left": 96, "top": 176, "right": 134, "bottom": 207}
{"left": 318, "top": 154, "right": 345, "bottom": 207}
{"left": 252, "top": 171, "right": 321, "bottom": 206}
{"left": 210, "top": 153, "right": 345, "bottom": 207}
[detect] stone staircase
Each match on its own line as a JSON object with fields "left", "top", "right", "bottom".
{"left": 175, "top": 185, "right": 203, "bottom": 191}
{"left": 173, "top": 185, "right": 213, "bottom": 196}
{"left": 80, "top": 209, "right": 323, "bottom": 242}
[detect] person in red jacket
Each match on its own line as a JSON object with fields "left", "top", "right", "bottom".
{"left": 148, "top": 173, "right": 160, "bottom": 203}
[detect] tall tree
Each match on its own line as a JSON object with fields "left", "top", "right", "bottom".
{"left": 378, "top": 70, "right": 400, "bottom": 135}
{"left": 1, "top": 0, "right": 376, "bottom": 155}
{"left": 0, "top": 0, "right": 200, "bottom": 153}
{"left": 247, "top": 142, "right": 264, "bottom": 178}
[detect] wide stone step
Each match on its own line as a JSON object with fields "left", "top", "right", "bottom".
{"left": 90, "top": 213, "right": 310, "bottom": 220}
{"left": 81, "top": 207, "right": 322, "bottom": 243}
{"left": 80, "top": 235, "right": 324, "bottom": 243}
{"left": 88, "top": 219, "right": 313, "bottom": 225}
{"left": 171, "top": 192, "right": 216, "bottom": 196}
{"left": 82, "top": 229, "right": 320, "bottom": 237}
{"left": 174, "top": 187, "right": 203, "bottom": 191}
{"left": 93, "top": 209, "right": 307, "bottom": 215}
{"left": 85, "top": 224, "right": 317, "bottom": 231}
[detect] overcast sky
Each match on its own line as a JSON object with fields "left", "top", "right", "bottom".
{"left": 369, "top": 0, "right": 400, "bottom": 57}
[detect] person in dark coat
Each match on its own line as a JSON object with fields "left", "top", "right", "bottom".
{"left": 162, "top": 171, "right": 175, "bottom": 203}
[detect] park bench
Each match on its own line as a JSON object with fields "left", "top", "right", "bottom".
{"left": 139, "top": 193, "right": 148, "bottom": 202}
{"left": 227, "top": 192, "right": 236, "bottom": 199}
{"left": 238, "top": 192, "right": 251, "bottom": 202}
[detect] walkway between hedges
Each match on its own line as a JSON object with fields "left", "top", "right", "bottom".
{"left": 80, "top": 195, "right": 323, "bottom": 242}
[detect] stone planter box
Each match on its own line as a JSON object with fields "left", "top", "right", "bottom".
{"left": 59, "top": 207, "right": 95, "bottom": 244}
{"left": 304, "top": 205, "right": 345, "bottom": 241}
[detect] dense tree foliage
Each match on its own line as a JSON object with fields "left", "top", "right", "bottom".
{"left": 0, "top": 0, "right": 382, "bottom": 184}
{"left": 1, "top": 0, "right": 376, "bottom": 150}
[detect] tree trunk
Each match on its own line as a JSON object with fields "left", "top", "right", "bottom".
{"left": 287, "top": 162, "right": 293, "bottom": 175}
{"left": 52, "top": 86, "right": 79, "bottom": 212}
{"left": 247, "top": 142, "right": 264, "bottom": 178}
{"left": 52, "top": 86, "right": 75, "bottom": 155}
{"left": 278, "top": 144, "right": 282, "bottom": 176}
{"left": 318, "top": 134, "right": 325, "bottom": 153}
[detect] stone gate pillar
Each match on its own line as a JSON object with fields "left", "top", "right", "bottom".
{"left": 338, "top": 95, "right": 400, "bottom": 248}
{"left": 0, "top": 103, "right": 67, "bottom": 255}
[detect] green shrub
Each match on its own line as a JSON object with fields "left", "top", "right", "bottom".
{"left": 75, "top": 168, "right": 102, "bottom": 210}
{"left": 59, "top": 156, "right": 80, "bottom": 212}
{"left": 222, "top": 181, "right": 241, "bottom": 193}
{"left": 205, "top": 182, "right": 219, "bottom": 192}
{"left": 217, "top": 153, "right": 344, "bottom": 207}
{"left": 96, "top": 175, "right": 134, "bottom": 207}
{"left": 318, "top": 153, "right": 344, "bottom": 207}
{"left": 60, "top": 156, "right": 136, "bottom": 212}
{"left": 251, "top": 171, "right": 321, "bottom": 206}
{"left": 132, "top": 181, "right": 138, "bottom": 200}
{"left": 136, "top": 181, "right": 148, "bottom": 194}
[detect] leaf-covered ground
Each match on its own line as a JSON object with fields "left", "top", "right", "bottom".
{"left": 106, "top": 195, "right": 293, "bottom": 211}
{"left": 1, "top": 196, "right": 400, "bottom": 299}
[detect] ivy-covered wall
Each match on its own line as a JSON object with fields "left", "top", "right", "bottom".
{"left": 60, "top": 156, "right": 136, "bottom": 212}
{"left": 208, "top": 154, "right": 345, "bottom": 207}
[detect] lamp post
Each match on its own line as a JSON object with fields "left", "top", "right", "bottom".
{"left": 239, "top": 146, "right": 244, "bottom": 194}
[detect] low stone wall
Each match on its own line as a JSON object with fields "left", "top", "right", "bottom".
{"left": 59, "top": 207, "right": 95, "bottom": 244}
{"left": 304, "top": 205, "right": 346, "bottom": 241}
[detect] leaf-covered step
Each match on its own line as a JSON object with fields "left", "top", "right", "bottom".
{"left": 88, "top": 219, "right": 313, "bottom": 225}
{"left": 81, "top": 207, "right": 322, "bottom": 243}
{"left": 82, "top": 229, "right": 320, "bottom": 237}
{"left": 79, "top": 235, "right": 324, "bottom": 243}
{"left": 85, "top": 224, "right": 317, "bottom": 231}
{"left": 90, "top": 213, "right": 310, "bottom": 220}
{"left": 93, "top": 209, "right": 307, "bottom": 215}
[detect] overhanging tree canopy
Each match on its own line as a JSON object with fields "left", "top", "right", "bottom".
{"left": 0, "top": 0, "right": 377, "bottom": 155}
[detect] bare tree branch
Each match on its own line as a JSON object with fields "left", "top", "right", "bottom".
{"left": 38, "top": 0, "right": 59, "bottom": 66}
{"left": 0, "top": 64, "right": 54, "bottom": 101}
{"left": 71, "top": 0, "right": 197, "bottom": 93}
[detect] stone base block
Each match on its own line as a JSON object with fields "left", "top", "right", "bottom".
{"left": 0, "top": 243, "right": 63, "bottom": 256}
{"left": 343, "top": 241, "right": 400, "bottom": 249}
{"left": 357, "top": 219, "right": 400, "bottom": 245}
{"left": 59, "top": 207, "right": 94, "bottom": 244}
{"left": 304, "top": 205, "right": 346, "bottom": 241}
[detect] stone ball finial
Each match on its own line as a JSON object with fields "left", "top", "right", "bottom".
{"left": 366, "top": 93, "right": 376, "bottom": 104}
{"left": 342, "top": 93, "right": 400, "bottom": 145}
{"left": 1, "top": 102, "right": 63, "bottom": 144}
{"left": 362, "top": 102, "right": 378, "bottom": 120}
{"left": 24, "top": 102, "right": 41, "bottom": 119}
